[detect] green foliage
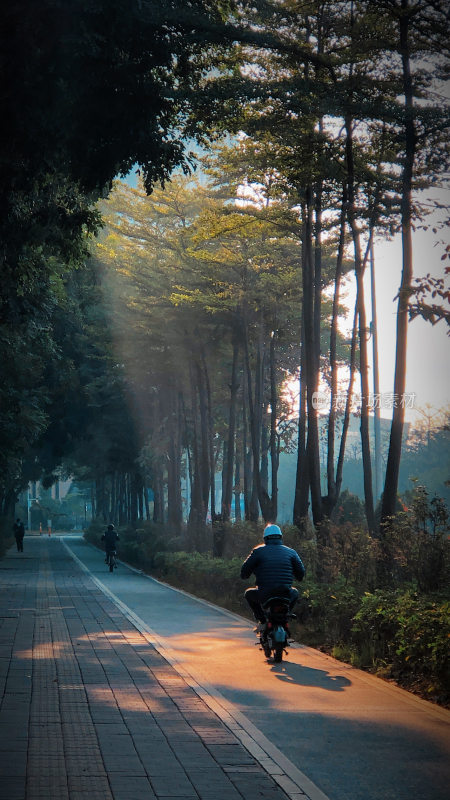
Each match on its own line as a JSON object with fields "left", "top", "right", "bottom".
{"left": 318, "top": 523, "right": 379, "bottom": 591}
{"left": 380, "top": 485, "right": 450, "bottom": 592}
{"left": 83, "top": 520, "right": 106, "bottom": 547}
{"left": 220, "top": 520, "right": 264, "bottom": 558}
{"left": 0, "top": 518, "right": 14, "bottom": 559}
{"left": 332, "top": 490, "right": 367, "bottom": 526}
{"left": 153, "top": 551, "right": 246, "bottom": 614}
{"left": 352, "top": 590, "right": 450, "bottom": 703}
{"left": 0, "top": 0, "right": 233, "bottom": 513}
{"left": 282, "top": 524, "right": 319, "bottom": 579}
{"left": 302, "top": 579, "right": 362, "bottom": 646}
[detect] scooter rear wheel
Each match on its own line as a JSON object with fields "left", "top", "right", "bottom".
{"left": 273, "top": 643, "right": 284, "bottom": 663}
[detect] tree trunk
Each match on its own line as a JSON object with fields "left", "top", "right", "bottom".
{"left": 108, "top": 476, "right": 114, "bottom": 521}
{"left": 167, "top": 395, "right": 183, "bottom": 532}
{"left": 335, "top": 300, "right": 358, "bottom": 500}
{"left": 370, "top": 242, "right": 382, "bottom": 501}
{"left": 251, "top": 323, "right": 264, "bottom": 518}
{"left": 302, "top": 188, "right": 324, "bottom": 526}
{"left": 196, "top": 359, "right": 211, "bottom": 515}
{"left": 200, "top": 349, "right": 216, "bottom": 520}
{"left": 91, "top": 484, "right": 96, "bottom": 520}
{"left": 118, "top": 473, "right": 126, "bottom": 525}
{"left": 381, "top": 5, "right": 415, "bottom": 524}
{"left": 314, "top": 177, "right": 323, "bottom": 374}
{"left": 243, "top": 317, "right": 273, "bottom": 521}
{"left": 325, "top": 186, "right": 347, "bottom": 516}
{"left": 260, "top": 416, "right": 269, "bottom": 494}
{"left": 153, "top": 469, "right": 165, "bottom": 524}
{"left": 129, "top": 472, "right": 138, "bottom": 526}
{"left": 188, "top": 362, "right": 206, "bottom": 530}
{"left": 95, "top": 477, "right": 101, "bottom": 520}
{"left": 345, "top": 115, "right": 376, "bottom": 534}
{"left": 138, "top": 483, "right": 144, "bottom": 521}
{"left": 269, "top": 329, "right": 278, "bottom": 521}
{"left": 144, "top": 486, "right": 150, "bottom": 521}
{"left": 180, "top": 391, "right": 193, "bottom": 518}
{"left": 222, "top": 334, "right": 240, "bottom": 521}
{"left": 242, "top": 382, "right": 251, "bottom": 521}
{"left": 221, "top": 439, "right": 227, "bottom": 518}
{"left": 293, "top": 314, "right": 309, "bottom": 527}
{"left": 234, "top": 458, "right": 241, "bottom": 521}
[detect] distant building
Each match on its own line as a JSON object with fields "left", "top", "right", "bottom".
{"left": 18, "top": 478, "right": 73, "bottom": 530}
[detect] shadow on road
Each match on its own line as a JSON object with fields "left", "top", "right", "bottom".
{"left": 270, "top": 660, "right": 351, "bottom": 691}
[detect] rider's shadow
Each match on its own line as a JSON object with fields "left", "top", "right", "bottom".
{"left": 271, "top": 661, "right": 351, "bottom": 691}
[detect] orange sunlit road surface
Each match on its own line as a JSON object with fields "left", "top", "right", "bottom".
{"left": 134, "top": 625, "right": 441, "bottom": 733}
{"left": 64, "top": 535, "right": 450, "bottom": 800}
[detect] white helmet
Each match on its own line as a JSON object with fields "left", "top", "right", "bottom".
{"left": 263, "top": 524, "right": 283, "bottom": 539}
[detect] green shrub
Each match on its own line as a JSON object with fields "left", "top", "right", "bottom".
{"left": 83, "top": 519, "right": 105, "bottom": 547}
{"left": 332, "top": 490, "right": 367, "bottom": 526}
{"left": 352, "top": 590, "right": 450, "bottom": 703}
{"left": 0, "top": 517, "right": 14, "bottom": 558}
{"left": 153, "top": 551, "right": 247, "bottom": 615}
{"left": 222, "top": 520, "right": 263, "bottom": 558}
{"left": 302, "top": 578, "right": 362, "bottom": 645}
{"left": 351, "top": 590, "right": 402, "bottom": 667}
{"left": 317, "top": 522, "right": 378, "bottom": 591}
{"left": 380, "top": 486, "right": 450, "bottom": 591}
{"left": 282, "top": 525, "right": 319, "bottom": 581}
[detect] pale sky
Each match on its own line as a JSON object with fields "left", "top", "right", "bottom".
{"left": 352, "top": 221, "right": 449, "bottom": 424}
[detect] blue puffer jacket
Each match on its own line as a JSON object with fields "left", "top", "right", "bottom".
{"left": 240, "top": 538, "right": 305, "bottom": 591}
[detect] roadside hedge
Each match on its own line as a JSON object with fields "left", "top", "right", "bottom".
{"left": 352, "top": 590, "right": 450, "bottom": 700}
{"left": 0, "top": 517, "right": 14, "bottom": 558}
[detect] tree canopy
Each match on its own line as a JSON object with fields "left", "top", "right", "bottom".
{"left": 1, "top": 0, "right": 448, "bottom": 534}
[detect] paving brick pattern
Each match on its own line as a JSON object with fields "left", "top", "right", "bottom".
{"left": 0, "top": 538, "right": 294, "bottom": 799}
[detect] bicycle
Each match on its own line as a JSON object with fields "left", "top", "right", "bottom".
{"left": 106, "top": 549, "right": 117, "bottom": 572}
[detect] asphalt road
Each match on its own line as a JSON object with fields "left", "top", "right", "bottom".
{"left": 63, "top": 534, "right": 450, "bottom": 800}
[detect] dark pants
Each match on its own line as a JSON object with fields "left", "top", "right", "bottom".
{"left": 244, "top": 586, "right": 299, "bottom": 623}
{"left": 15, "top": 536, "right": 24, "bottom": 552}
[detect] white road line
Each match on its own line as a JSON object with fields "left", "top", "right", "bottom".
{"left": 62, "top": 538, "right": 331, "bottom": 800}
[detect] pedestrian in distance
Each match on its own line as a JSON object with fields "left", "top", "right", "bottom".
{"left": 13, "top": 518, "right": 25, "bottom": 552}
{"left": 241, "top": 523, "right": 305, "bottom": 626}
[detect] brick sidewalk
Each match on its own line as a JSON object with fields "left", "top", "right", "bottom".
{"left": 0, "top": 538, "right": 294, "bottom": 800}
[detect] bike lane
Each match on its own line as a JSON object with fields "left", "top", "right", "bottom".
{"left": 64, "top": 535, "right": 450, "bottom": 800}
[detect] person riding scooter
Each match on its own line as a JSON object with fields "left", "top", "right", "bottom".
{"left": 241, "top": 523, "right": 305, "bottom": 625}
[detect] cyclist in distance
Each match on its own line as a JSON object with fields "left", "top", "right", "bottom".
{"left": 241, "top": 523, "right": 305, "bottom": 626}
{"left": 101, "top": 523, "right": 119, "bottom": 564}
